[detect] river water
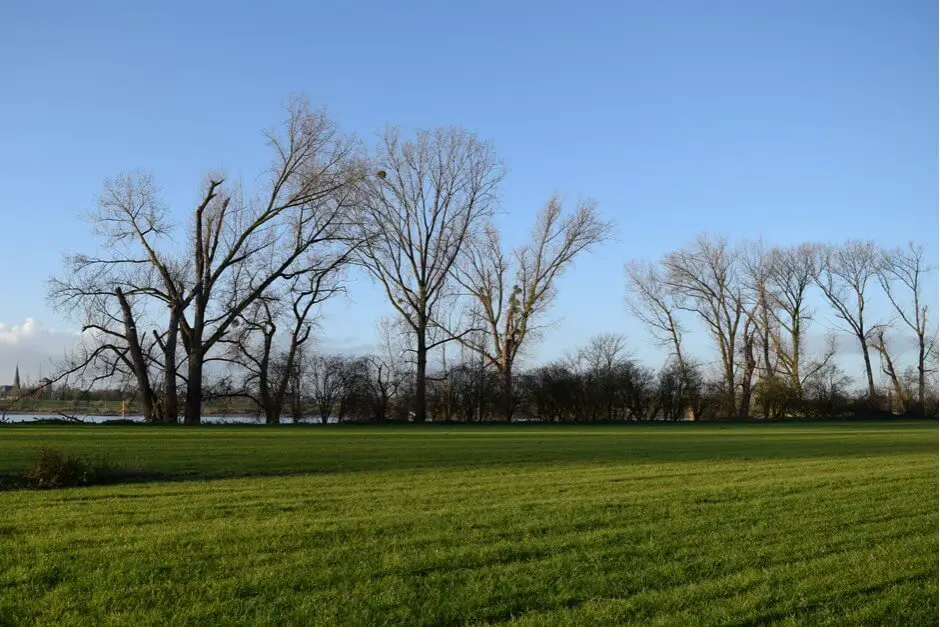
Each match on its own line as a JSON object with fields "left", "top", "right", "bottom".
{"left": 0, "top": 413, "right": 342, "bottom": 424}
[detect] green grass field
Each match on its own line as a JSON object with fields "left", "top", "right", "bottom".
{"left": 0, "top": 422, "right": 936, "bottom": 625}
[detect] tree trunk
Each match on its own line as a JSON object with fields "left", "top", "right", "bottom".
{"left": 162, "top": 308, "right": 179, "bottom": 423}
{"left": 184, "top": 352, "right": 203, "bottom": 425}
{"left": 791, "top": 318, "right": 802, "bottom": 398}
{"left": 724, "top": 362, "right": 736, "bottom": 418}
{"left": 260, "top": 379, "right": 279, "bottom": 424}
{"left": 414, "top": 328, "right": 427, "bottom": 422}
{"left": 917, "top": 340, "right": 926, "bottom": 416}
{"left": 265, "top": 407, "right": 280, "bottom": 424}
{"left": 859, "top": 335, "right": 877, "bottom": 402}
{"left": 876, "top": 344, "right": 906, "bottom": 414}
{"left": 115, "top": 288, "right": 156, "bottom": 422}
{"left": 738, "top": 338, "right": 756, "bottom": 419}
{"left": 500, "top": 363, "right": 513, "bottom": 422}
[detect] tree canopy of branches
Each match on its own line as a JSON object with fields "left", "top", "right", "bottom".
{"left": 661, "top": 234, "right": 745, "bottom": 416}
{"left": 446, "top": 197, "right": 614, "bottom": 421}
{"left": 49, "top": 97, "right": 363, "bottom": 423}
{"left": 876, "top": 243, "right": 937, "bottom": 415}
{"left": 815, "top": 240, "right": 882, "bottom": 402}
{"left": 354, "top": 127, "right": 504, "bottom": 422}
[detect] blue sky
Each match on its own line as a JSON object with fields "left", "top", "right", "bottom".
{"left": 0, "top": 0, "right": 936, "bottom": 383}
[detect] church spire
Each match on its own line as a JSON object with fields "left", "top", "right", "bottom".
{"left": 13, "top": 364, "right": 20, "bottom": 389}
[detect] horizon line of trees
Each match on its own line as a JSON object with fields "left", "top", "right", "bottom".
{"left": 29, "top": 95, "right": 937, "bottom": 424}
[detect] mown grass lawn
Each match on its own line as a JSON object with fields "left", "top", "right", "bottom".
{"left": 0, "top": 422, "right": 936, "bottom": 625}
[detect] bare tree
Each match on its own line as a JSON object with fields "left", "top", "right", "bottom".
{"left": 362, "top": 317, "right": 409, "bottom": 421}
{"left": 51, "top": 98, "right": 363, "bottom": 424}
{"left": 763, "top": 243, "right": 827, "bottom": 398}
{"left": 307, "top": 355, "right": 346, "bottom": 423}
{"left": 221, "top": 253, "right": 349, "bottom": 423}
{"left": 355, "top": 127, "right": 503, "bottom": 422}
{"left": 625, "top": 260, "right": 687, "bottom": 375}
{"left": 868, "top": 326, "right": 907, "bottom": 413}
{"left": 740, "top": 240, "right": 778, "bottom": 377}
{"left": 577, "top": 333, "right": 629, "bottom": 421}
{"left": 48, "top": 188, "right": 181, "bottom": 422}
{"left": 445, "top": 197, "right": 613, "bottom": 421}
{"left": 878, "top": 242, "right": 937, "bottom": 415}
{"left": 288, "top": 343, "right": 308, "bottom": 423}
{"left": 816, "top": 241, "right": 882, "bottom": 401}
{"left": 662, "top": 234, "right": 745, "bottom": 416}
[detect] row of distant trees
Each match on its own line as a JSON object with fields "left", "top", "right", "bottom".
{"left": 625, "top": 236, "right": 937, "bottom": 419}
{"left": 246, "top": 331, "right": 891, "bottom": 423}
{"left": 40, "top": 95, "right": 936, "bottom": 423}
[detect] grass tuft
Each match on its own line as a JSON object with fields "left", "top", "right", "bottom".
{"left": 24, "top": 446, "right": 123, "bottom": 489}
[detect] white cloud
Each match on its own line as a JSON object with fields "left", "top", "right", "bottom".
{"left": 0, "top": 318, "right": 42, "bottom": 344}
{"left": 0, "top": 318, "right": 81, "bottom": 385}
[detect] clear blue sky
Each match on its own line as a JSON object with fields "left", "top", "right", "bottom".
{"left": 0, "top": 0, "right": 936, "bottom": 381}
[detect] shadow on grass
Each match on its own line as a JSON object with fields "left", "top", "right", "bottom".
{"left": 0, "top": 467, "right": 337, "bottom": 492}
{"left": 0, "top": 421, "right": 934, "bottom": 492}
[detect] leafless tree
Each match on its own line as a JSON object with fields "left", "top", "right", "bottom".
{"left": 577, "top": 333, "right": 630, "bottom": 421}
{"left": 48, "top": 187, "right": 181, "bottom": 422}
{"left": 662, "top": 234, "right": 745, "bottom": 416}
{"left": 307, "top": 355, "right": 346, "bottom": 423}
{"left": 287, "top": 343, "right": 308, "bottom": 423}
{"left": 816, "top": 240, "right": 882, "bottom": 401}
{"left": 740, "top": 240, "right": 778, "bottom": 376}
{"left": 355, "top": 127, "right": 504, "bottom": 422}
{"left": 878, "top": 242, "right": 937, "bottom": 415}
{"left": 50, "top": 97, "right": 363, "bottom": 424}
{"left": 445, "top": 197, "right": 613, "bottom": 421}
{"left": 220, "top": 257, "right": 349, "bottom": 423}
{"left": 625, "top": 260, "right": 688, "bottom": 375}
{"left": 361, "top": 317, "right": 409, "bottom": 421}
{"left": 763, "top": 243, "right": 828, "bottom": 398}
{"left": 868, "top": 326, "right": 907, "bottom": 413}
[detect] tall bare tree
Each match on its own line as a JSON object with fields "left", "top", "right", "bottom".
{"left": 662, "top": 234, "right": 744, "bottom": 416}
{"left": 51, "top": 98, "right": 363, "bottom": 424}
{"left": 816, "top": 240, "right": 881, "bottom": 401}
{"left": 878, "top": 242, "right": 937, "bottom": 415}
{"left": 763, "top": 244, "right": 823, "bottom": 398}
{"left": 48, "top": 185, "right": 182, "bottom": 422}
{"left": 446, "top": 197, "right": 613, "bottom": 421}
{"left": 355, "top": 127, "right": 503, "bottom": 422}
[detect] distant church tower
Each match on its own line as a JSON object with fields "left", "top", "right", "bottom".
{"left": 13, "top": 365, "right": 20, "bottom": 389}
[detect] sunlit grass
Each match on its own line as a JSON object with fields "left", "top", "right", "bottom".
{"left": 0, "top": 422, "right": 936, "bottom": 624}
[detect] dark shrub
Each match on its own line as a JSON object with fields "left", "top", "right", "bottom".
{"left": 25, "top": 447, "right": 121, "bottom": 489}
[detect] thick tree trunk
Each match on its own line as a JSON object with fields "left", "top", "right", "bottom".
{"left": 500, "top": 364, "right": 513, "bottom": 422}
{"left": 260, "top": 379, "right": 279, "bottom": 424}
{"left": 264, "top": 406, "right": 280, "bottom": 424}
{"left": 184, "top": 352, "right": 203, "bottom": 425}
{"left": 724, "top": 361, "right": 736, "bottom": 418}
{"left": 183, "top": 290, "right": 207, "bottom": 425}
{"left": 115, "top": 288, "right": 156, "bottom": 422}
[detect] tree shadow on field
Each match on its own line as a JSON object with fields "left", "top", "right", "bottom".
{"left": 0, "top": 422, "right": 934, "bottom": 490}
